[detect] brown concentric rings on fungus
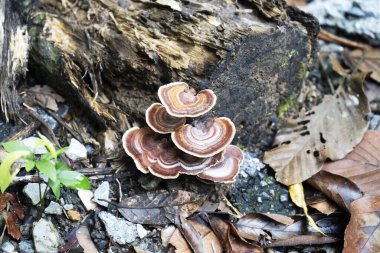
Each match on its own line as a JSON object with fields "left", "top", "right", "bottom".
{"left": 158, "top": 82, "right": 217, "bottom": 117}
{"left": 122, "top": 127, "right": 166, "bottom": 174}
{"left": 146, "top": 103, "right": 186, "bottom": 134}
{"left": 148, "top": 143, "right": 225, "bottom": 178}
{"left": 171, "top": 117, "right": 236, "bottom": 158}
{"left": 197, "top": 145, "right": 244, "bottom": 183}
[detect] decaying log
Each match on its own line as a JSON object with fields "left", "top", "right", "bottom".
{"left": 24, "top": 0, "right": 318, "bottom": 152}
{"left": 0, "top": 0, "right": 29, "bottom": 122}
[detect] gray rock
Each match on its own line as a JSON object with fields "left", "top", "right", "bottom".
{"left": 259, "top": 180, "right": 268, "bottom": 187}
{"left": 1, "top": 241, "right": 15, "bottom": 253}
{"left": 65, "top": 138, "right": 87, "bottom": 161}
{"left": 94, "top": 182, "right": 110, "bottom": 207}
{"left": 63, "top": 204, "right": 73, "bottom": 210}
{"left": 280, "top": 194, "right": 289, "bottom": 202}
{"left": 161, "top": 225, "right": 176, "bottom": 247}
{"left": 19, "top": 241, "right": 35, "bottom": 253}
{"left": 136, "top": 224, "right": 148, "bottom": 238}
{"left": 257, "top": 196, "right": 262, "bottom": 203}
{"left": 239, "top": 152, "right": 265, "bottom": 177}
{"left": 23, "top": 183, "right": 48, "bottom": 205}
{"left": 370, "top": 114, "right": 380, "bottom": 130}
{"left": 33, "top": 219, "right": 60, "bottom": 253}
{"left": 98, "top": 211, "right": 138, "bottom": 245}
{"left": 44, "top": 201, "right": 62, "bottom": 215}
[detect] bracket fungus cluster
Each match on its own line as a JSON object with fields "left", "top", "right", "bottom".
{"left": 122, "top": 82, "right": 244, "bottom": 183}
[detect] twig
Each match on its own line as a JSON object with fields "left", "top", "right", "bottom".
{"left": 221, "top": 192, "right": 242, "bottom": 218}
{"left": 265, "top": 235, "right": 340, "bottom": 248}
{"left": 76, "top": 167, "right": 114, "bottom": 176}
{"left": 40, "top": 104, "right": 84, "bottom": 143}
{"left": 318, "top": 29, "right": 371, "bottom": 51}
{"left": 115, "top": 178, "right": 123, "bottom": 202}
{"left": 23, "top": 103, "right": 72, "bottom": 166}
{"left": 317, "top": 54, "right": 335, "bottom": 94}
{"left": 3, "top": 121, "right": 41, "bottom": 142}
{"left": 10, "top": 175, "right": 42, "bottom": 185}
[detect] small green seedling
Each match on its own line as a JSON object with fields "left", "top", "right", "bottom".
{"left": 0, "top": 133, "right": 90, "bottom": 199}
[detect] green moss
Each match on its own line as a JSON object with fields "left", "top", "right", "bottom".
{"left": 278, "top": 92, "right": 298, "bottom": 119}
{"left": 281, "top": 49, "right": 299, "bottom": 69}
{"left": 298, "top": 61, "right": 308, "bottom": 79}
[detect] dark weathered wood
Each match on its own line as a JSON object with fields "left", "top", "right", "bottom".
{"left": 0, "top": 0, "right": 29, "bottom": 122}
{"left": 24, "top": 0, "right": 318, "bottom": 152}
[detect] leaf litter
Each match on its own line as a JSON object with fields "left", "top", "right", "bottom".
{"left": 264, "top": 73, "right": 370, "bottom": 185}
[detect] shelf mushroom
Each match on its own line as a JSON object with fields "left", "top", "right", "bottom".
{"left": 158, "top": 82, "right": 217, "bottom": 117}
{"left": 197, "top": 145, "right": 244, "bottom": 183}
{"left": 171, "top": 117, "right": 236, "bottom": 158}
{"left": 122, "top": 82, "right": 244, "bottom": 184}
{"left": 122, "top": 127, "right": 225, "bottom": 179}
{"left": 146, "top": 103, "right": 186, "bottom": 134}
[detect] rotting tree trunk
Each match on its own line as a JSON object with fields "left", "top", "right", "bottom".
{"left": 0, "top": 0, "right": 29, "bottom": 122}
{"left": 21, "top": 0, "right": 318, "bottom": 153}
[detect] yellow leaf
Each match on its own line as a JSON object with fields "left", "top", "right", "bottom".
{"left": 289, "top": 183, "right": 327, "bottom": 236}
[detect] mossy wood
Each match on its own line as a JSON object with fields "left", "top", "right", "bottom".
{"left": 9, "top": 1, "right": 318, "bottom": 152}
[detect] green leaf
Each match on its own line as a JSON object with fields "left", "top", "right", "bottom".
{"left": 0, "top": 151, "right": 30, "bottom": 192}
{"left": 2, "top": 141, "right": 31, "bottom": 153}
{"left": 56, "top": 147, "right": 68, "bottom": 156}
{"left": 48, "top": 178, "right": 61, "bottom": 199}
{"left": 25, "top": 161, "right": 35, "bottom": 172}
{"left": 57, "top": 170, "right": 90, "bottom": 190}
{"left": 40, "top": 153, "right": 53, "bottom": 161}
{"left": 36, "top": 159, "right": 57, "bottom": 182}
{"left": 55, "top": 160, "right": 71, "bottom": 171}
{"left": 36, "top": 133, "right": 57, "bottom": 159}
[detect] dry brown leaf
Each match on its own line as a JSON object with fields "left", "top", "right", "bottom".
{"left": 343, "top": 49, "right": 380, "bottom": 84}
{"left": 207, "top": 215, "right": 264, "bottom": 253}
{"left": 344, "top": 195, "right": 380, "bottom": 253}
{"left": 76, "top": 224, "right": 99, "bottom": 253}
{"left": 169, "top": 229, "right": 192, "bottom": 253}
{"left": 4, "top": 211, "right": 21, "bottom": 240}
{"left": 28, "top": 85, "right": 65, "bottom": 111}
{"left": 308, "top": 171, "right": 363, "bottom": 211}
{"left": 322, "top": 130, "right": 380, "bottom": 196}
{"left": 235, "top": 212, "right": 345, "bottom": 242}
{"left": 264, "top": 73, "right": 369, "bottom": 185}
{"left": 306, "top": 195, "right": 338, "bottom": 215}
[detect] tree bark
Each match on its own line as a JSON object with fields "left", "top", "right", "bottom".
{"left": 21, "top": 0, "right": 318, "bottom": 152}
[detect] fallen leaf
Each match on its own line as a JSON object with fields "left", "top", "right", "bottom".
{"left": 235, "top": 213, "right": 345, "bottom": 242}
{"left": 307, "top": 171, "right": 363, "bottom": 211}
{"left": 265, "top": 235, "right": 340, "bottom": 248}
{"left": 169, "top": 229, "right": 192, "bottom": 253}
{"left": 344, "top": 195, "right": 380, "bottom": 253}
{"left": 4, "top": 211, "right": 21, "bottom": 240}
{"left": 322, "top": 130, "right": 380, "bottom": 196}
{"left": 289, "top": 183, "right": 326, "bottom": 236}
{"left": 306, "top": 194, "right": 338, "bottom": 215}
{"left": 173, "top": 215, "right": 223, "bottom": 253}
{"left": 118, "top": 186, "right": 211, "bottom": 225}
{"left": 343, "top": 49, "right": 380, "bottom": 84}
{"left": 28, "top": 85, "right": 65, "bottom": 111}
{"left": 206, "top": 214, "right": 264, "bottom": 253}
{"left": 76, "top": 223, "right": 99, "bottom": 253}
{"left": 264, "top": 73, "right": 369, "bottom": 185}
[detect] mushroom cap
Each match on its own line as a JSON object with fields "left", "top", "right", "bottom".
{"left": 122, "top": 127, "right": 166, "bottom": 174}
{"left": 158, "top": 82, "right": 217, "bottom": 117}
{"left": 146, "top": 103, "right": 186, "bottom": 134}
{"left": 171, "top": 117, "right": 236, "bottom": 158}
{"left": 148, "top": 143, "right": 225, "bottom": 178}
{"left": 197, "top": 145, "right": 244, "bottom": 183}
{"left": 122, "top": 127, "right": 225, "bottom": 178}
